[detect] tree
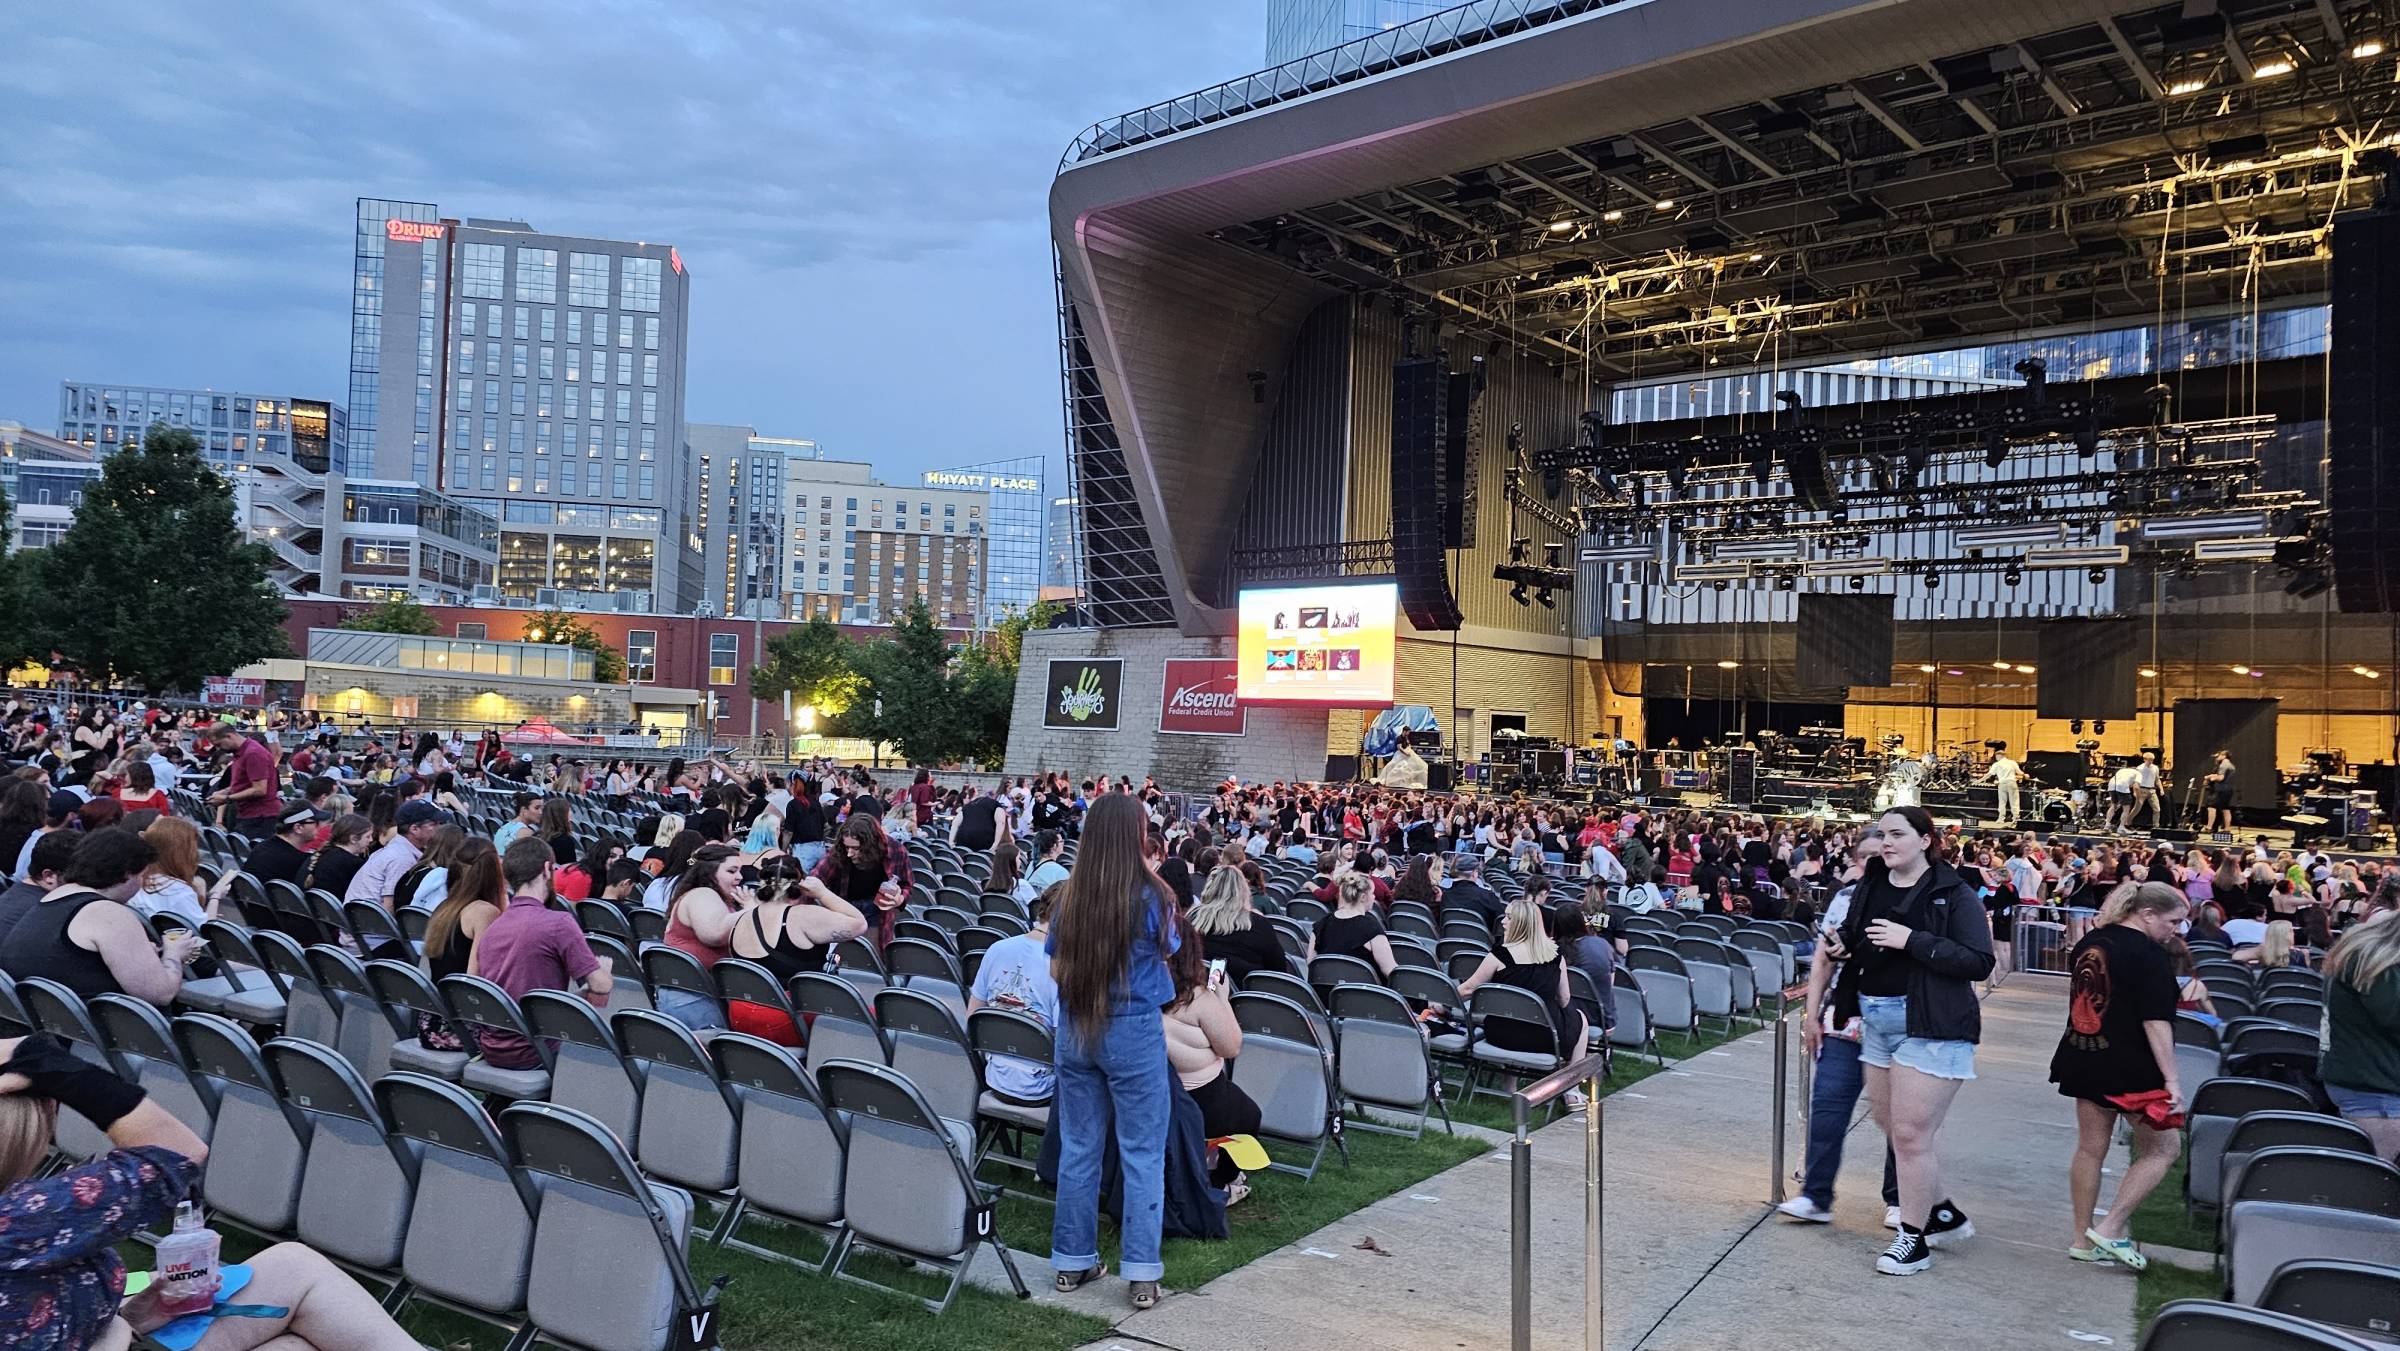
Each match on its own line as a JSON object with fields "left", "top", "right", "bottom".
{"left": 0, "top": 482, "right": 33, "bottom": 674}
{"left": 748, "top": 616, "right": 865, "bottom": 727}
{"left": 847, "top": 599, "right": 964, "bottom": 766}
{"left": 948, "top": 600, "right": 1060, "bottom": 767}
{"left": 338, "top": 597, "right": 440, "bottom": 635}
{"left": 32, "top": 425, "right": 288, "bottom": 692}
{"left": 524, "top": 610, "right": 626, "bottom": 683}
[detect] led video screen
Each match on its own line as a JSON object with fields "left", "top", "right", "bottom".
{"left": 1236, "top": 582, "right": 1399, "bottom": 707}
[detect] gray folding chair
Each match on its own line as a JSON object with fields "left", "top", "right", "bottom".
{"left": 637, "top": 944, "right": 725, "bottom": 1033}
{"left": 264, "top": 1038, "right": 418, "bottom": 1292}
{"left": 20, "top": 979, "right": 128, "bottom": 1161}
{"left": 792, "top": 971, "right": 888, "bottom": 1077}
{"left": 176, "top": 1012, "right": 309, "bottom": 1238}
{"left": 302, "top": 943, "right": 402, "bottom": 1080}
{"left": 614, "top": 1008, "right": 741, "bottom": 1239}
{"left": 873, "top": 986, "right": 982, "bottom": 1127}
{"left": 1308, "top": 952, "right": 1382, "bottom": 994}
{"left": 585, "top": 932, "right": 652, "bottom": 1015}
{"left": 504, "top": 1101, "right": 715, "bottom": 1351}
{"left": 256, "top": 929, "right": 341, "bottom": 1047}
{"left": 1329, "top": 983, "right": 1452, "bottom": 1139}
{"left": 883, "top": 937, "right": 968, "bottom": 1018}
{"left": 1627, "top": 948, "right": 1699, "bottom": 1042}
{"left": 2254, "top": 1259, "right": 2400, "bottom": 1347}
{"left": 92, "top": 993, "right": 217, "bottom": 1145}
{"left": 376, "top": 1072, "right": 539, "bottom": 1340}
{"left": 2137, "top": 1299, "right": 2379, "bottom": 1350}
{"left": 438, "top": 974, "right": 554, "bottom": 1100}
{"left": 1674, "top": 939, "right": 1740, "bottom": 1029}
{"left": 1228, "top": 991, "right": 1348, "bottom": 1179}
{"left": 1606, "top": 969, "right": 1665, "bottom": 1066}
{"left": 2219, "top": 1112, "right": 2376, "bottom": 1209}
{"left": 965, "top": 1007, "right": 1053, "bottom": 1181}
{"left": 817, "top": 1059, "right": 1029, "bottom": 1315}
{"left": 1463, "top": 983, "right": 1567, "bottom": 1110}
{"left": 2224, "top": 1147, "right": 2400, "bottom": 1305}
{"left": 710, "top": 1033, "right": 848, "bottom": 1271}
{"left": 523, "top": 989, "right": 645, "bottom": 1150}
{"left": 2187, "top": 1077, "right": 2320, "bottom": 1218}
{"left": 362, "top": 959, "right": 472, "bottom": 1082}
{"left": 184, "top": 920, "right": 290, "bottom": 1025}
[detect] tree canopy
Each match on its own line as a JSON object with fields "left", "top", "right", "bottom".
{"left": 338, "top": 596, "right": 440, "bottom": 635}
{"left": 524, "top": 610, "right": 625, "bottom": 683}
{"left": 29, "top": 425, "right": 288, "bottom": 692}
{"left": 749, "top": 616, "right": 866, "bottom": 725}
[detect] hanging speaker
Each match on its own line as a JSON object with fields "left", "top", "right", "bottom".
{"left": 1392, "top": 357, "right": 1464, "bottom": 630}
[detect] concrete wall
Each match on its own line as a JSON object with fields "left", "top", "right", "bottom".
{"left": 1004, "top": 628, "right": 1330, "bottom": 787}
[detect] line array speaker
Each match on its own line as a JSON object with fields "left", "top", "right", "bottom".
{"left": 1392, "top": 357, "right": 1465, "bottom": 630}
{"left": 1443, "top": 369, "right": 1482, "bottom": 549}
{"left": 2330, "top": 207, "right": 2400, "bottom": 612}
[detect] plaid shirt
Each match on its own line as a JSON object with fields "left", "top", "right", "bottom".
{"left": 813, "top": 841, "right": 912, "bottom": 948}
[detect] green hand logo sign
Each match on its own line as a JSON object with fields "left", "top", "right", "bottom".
{"left": 1058, "top": 665, "right": 1108, "bottom": 722}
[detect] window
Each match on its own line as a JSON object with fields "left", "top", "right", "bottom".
{"left": 615, "top": 352, "right": 632, "bottom": 384}
{"left": 706, "top": 633, "right": 739, "bottom": 685}
{"left": 568, "top": 252, "right": 611, "bottom": 306}
{"left": 461, "top": 243, "right": 506, "bottom": 298}
{"left": 513, "top": 307, "right": 530, "bottom": 341}
{"left": 644, "top": 317, "right": 659, "bottom": 350}
{"left": 456, "top": 622, "right": 488, "bottom": 640}
{"left": 539, "top": 309, "right": 556, "bottom": 342}
{"left": 510, "top": 382, "right": 526, "bottom": 415}
{"left": 567, "top": 310, "right": 584, "bottom": 344}
{"left": 641, "top": 392, "right": 656, "bottom": 424}
{"left": 845, "top": 497, "right": 857, "bottom": 510}
{"left": 454, "top": 379, "right": 472, "bottom": 411}
{"left": 538, "top": 347, "right": 554, "bottom": 380}
{"left": 617, "top": 316, "right": 633, "bottom": 348}
{"left": 559, "top": 459, "right": 578, "bottom": 496}
{"left": 482, "top": 380, "right": 499, "bottom": 414}
{"left": 625, "top": 630, "right": 657, "bottom": 682}
{"left": 621, "top": 256, "right": 663, "bottom": 312}
{"left": 642, "top": 354, "right": 657, "bottom": 387}
{"left": 612, "top": 464, "right": 629, "bottom": 497}
{"left": 566, "top": 349, "right": 580, "bottom": 383}
{"left": 514, "top": 248, "right": 558, "bottom": 302}
{"left": 639, "top": 429, "right": 656, "bottom": 460}
{"left": 512, "top": 345, "right": 528, "bottom": 377}
{"left": 614, "top": 427, "right": 630, "bottom": 459}
{"left": 459, "top": 305, "right": 477, "bottom": 337}
{"left": 614, "top": 390, "right": 631, "bottom": 423}
{"left": 564, "top": 386, "right": 580, "bottom": 418}
{"left": 638, "top": 466, "right": 655, "bottom": 499}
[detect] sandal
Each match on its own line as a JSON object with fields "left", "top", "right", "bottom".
{"left": 1224, "top": 1174, "right": 1253, "bottom": 1208}
{"left": 2082, "top": 1229, "right": 2146, "bottom": 1272}
{"left": 1129, "top": 1280, "right": 1161, "bottom": 1311}
{"left": 1054, "top": 1264, "right": 1105, "bottom": 1294}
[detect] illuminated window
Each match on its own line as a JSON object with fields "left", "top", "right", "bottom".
{"left": 625, "top": 630, "right": 657, "bottom": 682}
{"left": 707, "top": 633, "right": 738, "bottom": 685}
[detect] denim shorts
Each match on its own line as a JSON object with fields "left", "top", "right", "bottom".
{"left": 1857, "top": 994, "right": 1976, "bottom": 1081}
{"left": 2328, "top": 1083, "right": 2400, "bottom": 1118}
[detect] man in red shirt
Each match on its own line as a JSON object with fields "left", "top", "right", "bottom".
{"left": 473, "top": 838, "right": 613, "bottom": 1068}
{"left": 206, "top": 719, "right": 283, "bottom": 841}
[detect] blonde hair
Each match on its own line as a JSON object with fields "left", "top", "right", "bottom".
{"left": 1333, "top": 872, "right": 1376, "bottom": 913}
{"left": 2326, "top": 911, "right": 2400, "bottom": 992}
{"left": 2097, "top": 880, "right": 2187, "bottom": 929}
{"left": 0, "top": 1095, "right": 59, "bottom": 1189}
{"left": 1189, "top": 865, "right": 1251, "bottom": 937}
{"left": 652, "top": 813, "right": 685, "bottom": 849}
{"left": 1501, "top": 896, "right": 1558, "bottom": 964}
{"left": 2258, "top": 919, "right": 2295, "bottom": 969}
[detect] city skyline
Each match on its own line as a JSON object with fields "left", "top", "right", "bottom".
{"left": 0, "top": 1, "right": 1262, "bottom": 493}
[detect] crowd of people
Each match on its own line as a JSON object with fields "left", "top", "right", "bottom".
{"left": 2, "top": 687, "right": 2397, "bottom": 1329}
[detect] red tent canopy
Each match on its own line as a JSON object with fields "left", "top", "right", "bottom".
{"left": 501, "top": 718, "right": 594, "bottom": 746}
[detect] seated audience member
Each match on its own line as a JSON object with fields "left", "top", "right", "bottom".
{"left": 2235, "top": 917, "right": 2308, "bottom": 969}
{"left": 0, "top": 831, "right": 78, "bottom": 948}
{"left": 345, "top": 799, "right": 446, "bottom": 908}
{"left": 419, "top": 838, "right": 506, "bottom": 1050}
{"left": 1161, "top": 909, "right": 1262, "bottom": 1204}
{"left": 0, "top": 1033, "right": 422, "bottom": 1350}
{"left": 1187, "top": 864, "right": 1287, "bottom": 985}
{"left": 304, "top": 813, "right": 374, "bottom": 902}
{"left": 1311, "top": 871, "right": 1397, "bottom": 976}
{"left": 723, "top": 854, "right": 872, "bottom": 1045}
{"left": 1457, "top": 896, "right": 1591, "bottom": 1108}
{"left": 1019, "top": 829, "right": 1071, "bottom": 901}
{"left": 469, "top": 837, "right": 611, "bottom": 1069}
{"left": 242, "top": 804, "right": 325, "bottom": 891}
{"left": 393, "top": 825, "right": 468, "bottom": 912}
{"left": 0, "top": 827, "right": 194, "bottom": 1005}
{"left": 111, "top": 760, "right": 170, "bottom": 814}
{"left": 1442, "top": 853, "right": 1506, "bottom": 930}
{"left": 555, "top": 835, "right": 619, "bottom": 904}
{"left": 1552, "top": 896, "right": 1617, "bottom": 1034}
{"left": 968, "top": 885, "right": 1061, "bottom": 1107}
{"left": 133, "top": 817, "right": 237, "bottom": 932}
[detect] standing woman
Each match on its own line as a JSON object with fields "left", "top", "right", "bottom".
{"left": 1825, "top": 804, "right": 1993, "bottom": 1276}
{"left": 411, "top": 732, "right": 449, "bottom": 782}
{"left": 2319, "top": 902, "right": 2400, "bottom": 1162}
{"left": 1047, "top": 793, "right": 1178, "bottom": 1311}
{"left": 2049, "top": 882, "right": 2189, "bottom": 1269}
{"left": 783, "top": 776, "right": 829, "bottom": 872}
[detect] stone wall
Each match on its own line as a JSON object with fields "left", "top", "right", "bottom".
{"left": 1004, "top": 629, "right": 1330, "bottom": 788}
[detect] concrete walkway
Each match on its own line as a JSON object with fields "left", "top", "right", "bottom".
{"left": 1060, "top": 980, "right": 2140, "bottom": 1351}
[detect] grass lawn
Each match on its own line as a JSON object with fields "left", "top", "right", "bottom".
{"left": 2134, "top": 1260, "right": 2220, "bottom": 1328}
{"left": 2127, "top": 1148, "right": 2217, "bottom": 1255}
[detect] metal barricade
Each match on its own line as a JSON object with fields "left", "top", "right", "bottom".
{"left": 1507, "top": 1051, "right": 1608, "bottom": 1351}
{"left": 2011, "top": 903, "right": 2073, "bottom": 975}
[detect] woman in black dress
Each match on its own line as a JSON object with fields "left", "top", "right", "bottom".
{"left": 1457, "top": 895, "right": 1590, "bottom": 1104}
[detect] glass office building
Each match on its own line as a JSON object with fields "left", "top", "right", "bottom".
{"left": 55, "top": 381, "right": 344, "bottom": 476}
{"left": 1266, "top": 0, "right": 1462, "bottom": 62}
{"left": 922, "top": 458, "right": 1044, "bottom": 625}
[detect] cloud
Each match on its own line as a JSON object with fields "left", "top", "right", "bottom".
{"left": 0, "top": 0, "right": 1262, "bottom": 479}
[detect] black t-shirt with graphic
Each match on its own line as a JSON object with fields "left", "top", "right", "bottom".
{"left": 2049, "top": 924, "right": 2178, "bottom": 1101}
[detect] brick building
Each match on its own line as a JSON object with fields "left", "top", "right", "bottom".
{"left": 281, "top": 599, "right": 968, "bottom": 741}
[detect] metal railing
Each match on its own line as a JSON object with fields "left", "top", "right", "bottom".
{"left": 1506, "top": 1050, "right": 1607, "bottom": 1351}
{"left": 1769, "top": 994, "right": 1810, "bottom": 1206}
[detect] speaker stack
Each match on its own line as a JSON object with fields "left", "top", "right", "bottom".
{"left": 1392, "top": 357, "right": 1466, "bottom": 630}
{"left": 2330, "top": 208, "right": 2400, "bottom": 612}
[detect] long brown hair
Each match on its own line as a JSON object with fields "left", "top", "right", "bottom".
{"left": 426, "top": 837, "right": 504, "bottom": 961}
{"left": 824, "top": 814, "right": 888, "bottom": 889}
{"left": 990, "top": 839, "right": 1022, "bottom": 896}
{"left": 1051, "top": 793, "right": 1160, "bottom": 1041}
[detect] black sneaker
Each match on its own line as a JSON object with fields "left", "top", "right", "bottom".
{"left": 1923, "top": 1200, "right": 1975, "bottom": 1249}
{"left": 1877, "top": 1227, "right": 1931, "bottom": 1276}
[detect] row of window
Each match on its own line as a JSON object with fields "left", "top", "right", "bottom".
{"left": 458, "top": 305, "right": 660, "bottom": 350}
{"left": 455, "top": 379, "right": 658, "bottom": 424}
{"left": 459, "top": 246, "right": 666, "bottom": 313}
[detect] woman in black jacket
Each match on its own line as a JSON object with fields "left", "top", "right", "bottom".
{"left": 1825, "top": 804, "right": 1995, "bottom": 1277}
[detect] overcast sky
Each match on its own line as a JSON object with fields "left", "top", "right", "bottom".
{"left": 0, "top": 1, "right": 1264, "bottom": 492}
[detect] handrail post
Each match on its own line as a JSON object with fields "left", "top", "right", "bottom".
{"left": 1770, "top": 1009, "right": 1790, "bottom": 1205}
{"left": 1584, "top": 1067, "right": 1603, "bottom": 1351}
{"left": 1510, "top": 1095, "right": 1533, "bottom": 1351}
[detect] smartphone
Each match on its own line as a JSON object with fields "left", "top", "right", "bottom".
{"left": 1207, "top": 958, "right": 1228, "bottom": 991}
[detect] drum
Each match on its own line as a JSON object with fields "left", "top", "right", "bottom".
{"left": 2042, "top": 797, "right": 2074, "bottom": 825}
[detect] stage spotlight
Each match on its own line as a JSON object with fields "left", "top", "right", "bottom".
{"left": 1922, "top": 569, "right": 1942, "bottom": 591}
{"left": 2003, "top": 565, "right": 2023, "bottom": 586}
{"left": 1664, "top": 459, "right": 1688, "bottom": 497}
{"left": 1981, "top": 428, "right": 2009, "bottom": 470}
{"left": 1537, "top": 588, "right": 1557, "bottom": 609}
{"left": 2093, "top": 720, "right": 2107, "bottom": 734}
{"left": 1509, "top": 581, "right": 1530, "bottom": 607}
{"left": 2088, "top": 567, "right": 2108, "bottom": 584}
{"left": 1774, "top": 571, "right": 1797, "bottom": 591}
{"left": 1711, "top": 579, "right": 1731, "bottom": 592}
{"left": 1905, "top": 499, "right": 1927, "bottom": 522}
{"left": 2070, "top": 718, "right": 2084, "bottom": 734}
{"left": 1848, "top": 575, "right": 1867, "bottom": 591}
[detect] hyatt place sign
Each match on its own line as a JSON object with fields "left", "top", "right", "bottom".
{"left": 923, "top": 471, "right": 1039, "bottom": 492}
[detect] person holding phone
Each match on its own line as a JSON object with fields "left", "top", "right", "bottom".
{"left": 810, "top": 814, "right": 910, "bottom": 949}
{"left": 1163, "top": 914, "right": 1261, "bottom": 1204}
{"left": 1778, "top": 830, "right": 1902, "bottom": 1228}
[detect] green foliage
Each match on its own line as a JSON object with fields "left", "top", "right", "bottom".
{"left": 337, "top": 596, "right": 440, "bottom": 635}
{"left": 525, "top": 609, "right": 626, "bottom": 683}
{"left": 31, "top": 425, "right": 288, "bottom": 692}
{"left": 0, "top": 482, "right": 32, "bottom": 674}
{"left": 845, "top": 599, "right": 962, "bottom": 765}
{"left": 748, "top": 616, "right": 865, "bottom": 724}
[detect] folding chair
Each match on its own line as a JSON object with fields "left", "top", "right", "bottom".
{"left": 638, "top": 944, "right": 726, "bottom": 1033}
{"left": 792, "top": 970, "right": 889, "bottom": 1077}
{"left": 341, "top": 898, "right": 413, "bottom": 958}
{"left": 710, "top": 1033, "right": 848, "bottom": 1271}
{"left": 709, "top": 957, "right": 802, "bottom": 1044}
{"left": 1329, "top": 983, "right": 1453, "bottom": 1139}
{"left": 2137, "top": 1299, "right": 2378, "bottom": 1349}
{"left": 1462, "top": 984, "right": 1568, "bottom": 1112}
{"left": 0, "top": 972, "right": 29, "bottom": 1037}
{"left": 362, "top": 959, "right": 472, "bottom": 1082}
{"left": 2186, "top": 1077, "right": 2319, "bottom": 1217}
{"left": 2228, "top": 1025, "right": 2321, "bottom": 1061}
{"left": 830, "top": 936, "right": 889, "bottom": 998}
{"left": 523, "top": 989, "right": 645, "bottom": 1149}
{"left": 376, "top": 1072, "right": 539, "bottom": 1340}
{"left": 264, "top": 1038, "right": 418, "bottom": 1291}
{"left": 1309, "top": 952, "right": 1382, "bottom": 994}
{"left": 575, "top": 900, "right": 636, "bottom": 946}
{"left": 20, "top": 978, "right": 126, "bottom": 1161}
{"left": 253, "top": 929, "right": 339, "bottom": 1047}
{"left": 1607, "top": 969, "right": 1666, "bottom": 1066}
{"left": 884, "top": 937, "right": 968, "bottom": 1016}
{"left": 2255, "top": 998, "right": 2323, "bottom": 1030}
{"left": 2259, "top": 970, "right": 2324, "bottom": 999}
{"left": 614, "top": 1009, "right": 742, "bottom": 1240}
{"left": 92, "top": 994, "right": 217, "bottom": 1144}
{"left": 2254, "top": 1259, "right": 2400, "bottom": 1346}
{"left": 817, "top": 1060, "right": 1030, "bottom": 1314}
{"left": 1228, "top": 991, "right": 1347, "bottom": 1179}
{"left": 1674, "top": 939, "right": 1741, "bottom": 1030}
{"left": 2220, "top": 1112, "right": 2376, "bottom": 1210}
{"left": 176, "top": 1013, "right": 308, "bottom": 1237}
{"left": 965, "top": 1007, "right": 1053, "bottom": 1181}
{"left": 1627, "top": 948, "right": 1699, "bottom": 1042}
{"left": 2224, "top": 1147, "right": 2400, "bottom": 1304}
{"left": 585, "top": 932, "right": 652, "bottom": 1015}
{"left": 875, "top": 986, "right": 983, "bottom": 1127}
{"left": 183, "top": 919, "right": 290, "bottom": 1025}
{"left": 438, "top": 974, "right": 554, "bottom": 1100}
{"left": 302, "top": 943, "right": 403, "bottom": 1080}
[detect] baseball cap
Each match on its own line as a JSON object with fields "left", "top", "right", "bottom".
{"left": 46, "top": 789, "right": 81, "bottom": 819}
{"left": 396, "top": 800, "right": 446, "bottom": 828}
{"left": 278, "top": 803, "right": 325, "bottom": 831}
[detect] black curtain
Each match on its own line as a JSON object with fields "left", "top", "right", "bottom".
{"left": 2170, "top": 698, "right": 2279, "bottom": 818}
{"left": 2036, "top": 619, "right": 2139, "bottom": 721}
